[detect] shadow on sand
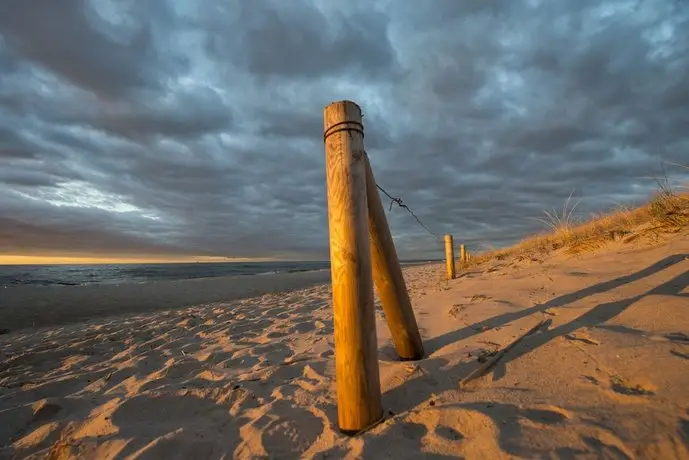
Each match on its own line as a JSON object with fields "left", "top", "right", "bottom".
{"left": 362, "top": 253, "right": 689, "bottom": 458}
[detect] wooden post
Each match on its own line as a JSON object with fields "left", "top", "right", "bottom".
{"left": 459, "top": 244, "right": 466, "bottom": 268}
{"left": 364, "top": 153, "right": 424, "bottom": 361}
{"left": 323, "top": 101, "right": 382, "bottom": 434}
{"left": 445, "top": 235, "right": 456, "bottom": 280}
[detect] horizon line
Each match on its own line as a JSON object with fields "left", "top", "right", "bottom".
{"left": 0, "top": 255, "right": 443, "bottom": 266}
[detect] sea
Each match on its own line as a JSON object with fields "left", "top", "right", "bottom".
{"left": 0, "top": 260, "right": 436, "bottom": 288}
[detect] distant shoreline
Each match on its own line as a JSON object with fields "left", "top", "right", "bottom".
{"left": 0, "top": 269, "right": 334, "bottom": 332}
{"left": 0, "top": 259, "right": 439, "bottom": 288}
{"left": 0, "top": 263, "right": 441, "bottom": 332}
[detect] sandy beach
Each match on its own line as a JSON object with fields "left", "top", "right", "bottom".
{"left": 1, "top": 230, "right": 689, "bottom": 458}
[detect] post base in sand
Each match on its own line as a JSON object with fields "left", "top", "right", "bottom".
{"left": 397, "top": 354, "right": 424, "bottom": 362}
{"left": 338, "top": 412, "right": 385, "bottom": 436}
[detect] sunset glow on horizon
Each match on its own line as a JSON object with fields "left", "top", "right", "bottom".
{"left": 0, "top": 255, "right": 273, "bottom": 265}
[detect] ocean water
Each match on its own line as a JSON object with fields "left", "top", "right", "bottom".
{"left": 0, "top": 260, "right": 436, "bottom": 287}
{"left": 0, "top": 261, "right": 331, "bottom": 287}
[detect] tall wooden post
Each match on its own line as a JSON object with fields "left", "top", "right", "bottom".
{"left": 323, "top": 101, "right": 382, "bottom": 434}
{"left": 364, "top": 154, "right": 424, "bottom": 361}
{"left": 459, "top": 244, "right": 466, "bottom": 268}
{"left": 445, "top": 235, "right": 456, "bottom": 280}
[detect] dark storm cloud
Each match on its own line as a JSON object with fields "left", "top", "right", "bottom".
{"left": 1, "top": 0, "right": 688, "bottom": 260}
{"left": 0, "top": 126, "right": 35, "bottom": 159}
{"left": 0, "top": 0, "right": 163, "bottom": 98}
{"left": 92, "top": 87, "right": 233, "bottom": 141}
{"left": 202, "top": 1, "right": 398, "bottom": 81}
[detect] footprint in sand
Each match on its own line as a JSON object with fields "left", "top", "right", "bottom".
{"left": 2, "top": 399, "right": 64, "bottom": 446}
{"left": 671, "top": 349, "right": 689, "bottom": 360}
{"left": 435, "top": 425, "right": 464, "bottom": 441}
{"left": 581, "top": 375, "right": 601, "bottom": 386}
{"left": 31, "top": 400, "right": 62, "bottom": 424}
{"left": 253, "top": 343, "right": 294, "bottom": 362}
{"left": 159, "top": 358, "right": 204, "bottom": 380}
{"left": 564, "top": 332, "right": 601, "bottom": 346}
{"left": 400, "top": 422, "right": 427, "bottom": 439}
{"left": 255, "top": 400, "right": 324, "bottom": 457}
{"left": 468, "top": 294, "right": 491, "bottom": 302}
{"left": 222, "top": 355, "right": 260, "bottom": 370}
{"left": 581, "top": 371, "right": 656, "bottom": 398}
{"left": 665, "top": 332, "right": 689, "bottom": 343}
{"left": 319, "top": 349, "right": 334, "bottom": 360}
{"left": 448, "top": 304, "right": 467, "bottom": 318}
{"left": 288, "top": 322, "right": 315, "bottom": 334}
{"left": 609, "top": 376, "right": 656, "bottom": 397}
{"left": 266, "top": 331, "right": 287, "bottom": 339}
{"left": 293, "top": 364, "right": 325, "bottom": 392}
{"left": 679, "top": 411, "right": 689, "bottom": 448}
{"left": 313, "top": 320, "right": 332, "bottom": 336}
{"left": 582, "top": 434, "right": 635, "bottom": 459}
{"left": 521, "top": 405, "right": 571, "bottom": 424}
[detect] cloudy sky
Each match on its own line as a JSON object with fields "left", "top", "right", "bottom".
{"left": 1, "top": 0, "right": 688, "bottom": 262}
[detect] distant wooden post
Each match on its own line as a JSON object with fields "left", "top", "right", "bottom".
{"left": 323, "top": 101, "right": 383, "bottom": 434}
{"left": 445, "top": 235, "right": 456, "bottom": 280}
{"left": 364, "top": 153, "right": 424, "bottom": 361}
{"left": 459, "top": 244, "right": 466, "bottom": 268}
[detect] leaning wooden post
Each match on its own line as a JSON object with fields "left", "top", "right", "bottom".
{"left": 323, "top": 101, "right": 383, "bottom": 434}
{"left": 445, "top": 235, "right": 456, "bottom": 280}
{"left": 459, "top": 244, "right": 466, "bottom": 268}
{"left": 364, "top": 153, "right": 424, "bottom": 361}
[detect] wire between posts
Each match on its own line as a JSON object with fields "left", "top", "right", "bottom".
{"left": 375, "top": 183, "right": 440, "bottom": 240}
{"left": 364, "top": 151, "right": 440, "bottom": 241}
{"left": 323, "top": 126, "right": 440, "bottom": 242}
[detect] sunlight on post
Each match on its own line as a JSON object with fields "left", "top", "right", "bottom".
{"left": 323, "top": 100, "right": 383, "bottom": 434}
{"left": 364, "top": 153, "right": 424, "bottom": 361}
{"left": 445, "top": 234, "right": 456, "bottom": 280}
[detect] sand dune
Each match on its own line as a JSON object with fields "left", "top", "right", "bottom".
{"left": 1, "top": 231, "right": 689, "bottom": 458}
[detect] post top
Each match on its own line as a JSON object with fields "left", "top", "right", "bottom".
{"left": 324, "top": 100, "right": 362, "bottom": 111}
{"left": 323, "top": 100, "right": 364, "bottom": 139}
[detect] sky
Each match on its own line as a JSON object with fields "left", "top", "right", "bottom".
{"left": 1, "top": 0, "right": 688, "bottom": 263}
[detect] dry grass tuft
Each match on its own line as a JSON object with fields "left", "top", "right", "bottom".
{"left": 465, "top": 186, "right": 689, "bottom": 269}
{"left": 536, "top": 189, "right": 580, "bottom": 238}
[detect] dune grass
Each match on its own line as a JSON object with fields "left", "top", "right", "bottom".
{"left": 468, "top": 182, "right": 689, "bottom": 267}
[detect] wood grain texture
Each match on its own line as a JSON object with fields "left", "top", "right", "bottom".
{"left": 323, "top": 101, "right": 382, "bottom": 433}
{"left": 364, "top": 153, "right": 424, "bottom": 361}
{"left": 444, "top": 234, "right": 456, "bottom": 280}
{"left": 459, "top": 244, "right": 467, "bottom": 268}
